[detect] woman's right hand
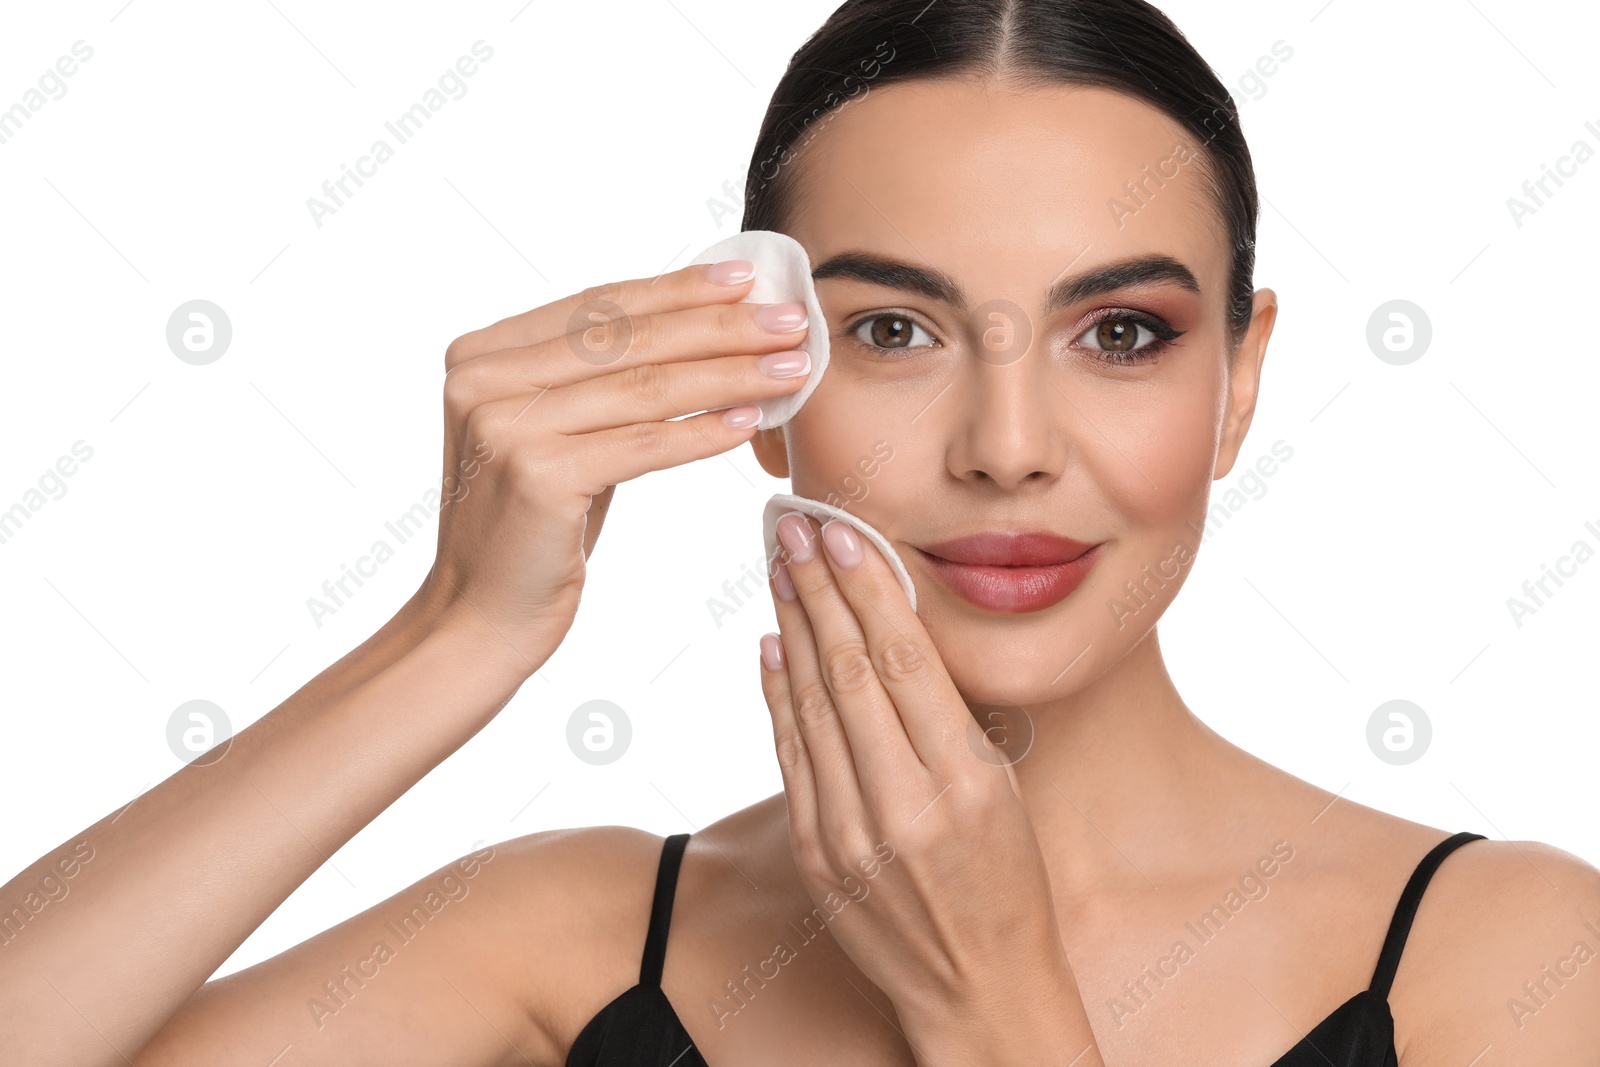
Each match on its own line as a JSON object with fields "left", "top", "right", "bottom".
{"left": 0, "top": 260, "right": 813, "bottom": 1062}
{"left": 415, "top": 257, "right": 812, "bottom": 678}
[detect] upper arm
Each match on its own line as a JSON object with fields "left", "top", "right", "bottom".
{"left": 133, "top": 825, "right": 666, "bottom": 1067}
{"left": 1398, "top": 838, "right": 1600, "bottom": 1067}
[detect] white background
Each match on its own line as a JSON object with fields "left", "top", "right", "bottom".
{"left": 1, "top": 0, "right": 1595, "bottom": 980}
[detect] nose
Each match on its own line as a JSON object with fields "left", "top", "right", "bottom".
{"left": 944, "top": 354, "right": 1070, "bottom": 491}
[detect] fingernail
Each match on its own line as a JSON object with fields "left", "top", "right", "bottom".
{"left": 760, "top": 632, "right": 785, "bottom": 671}
{"left": 721, "top": 405, "right": 761, "bottom": 429}
{"left": 756, "top": 302, "right": 808, "bottom": 332}
{"left": 821, "top": 519, "right": 862, "bottom": 569}
{"left": 776, "top": 511, "right": 817, "bottom": 562}
{"left": 707, "top": 259, "right": 755, "bottom": 285}
{"left": 758, "top": 350, "right": 810, "bottom": 378}
{"left": 770, "top": 559, "right": 797, "bottom": 602}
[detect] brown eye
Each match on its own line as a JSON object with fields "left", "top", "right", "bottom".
{"left": 1094, "top": 316, "right": 1144, "bottom": 351}
{"left": 1071, "top": 310, "right": 1183, "bottom": 365}
{"left": 1074, "top": 313, "right": 1171, "bottom": 354}
{"left": 851, "top": 313, "right": 937, "bottom": 354}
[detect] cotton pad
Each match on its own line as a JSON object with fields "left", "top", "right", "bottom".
{"left": 689, "top": 230, "right": 828, "bottom": 431}
{"left": 764, "top": 493, "right": 918, "bottom": 613}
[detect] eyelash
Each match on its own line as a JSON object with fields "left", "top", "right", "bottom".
{"left": 845, "top": 308, "right": 1184, "bottom": 365}
{"left": 1076, "top": 308, "right": 1185, "bottom": 365}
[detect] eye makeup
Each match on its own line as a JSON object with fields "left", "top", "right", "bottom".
{"left": 839, "top": 305, "right": 1185, "bottom": 365}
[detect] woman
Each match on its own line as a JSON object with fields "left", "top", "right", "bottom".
{"left": 4, "top": 1, "right": 1596, "bottom": 1064}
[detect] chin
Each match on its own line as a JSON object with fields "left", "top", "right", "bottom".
{"left": 937, "top": 638, "right": 1087, "bottom": 708}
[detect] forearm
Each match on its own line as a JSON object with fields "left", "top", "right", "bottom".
{"left": 0, "top": 593, "right": 532, "bottom": 1067}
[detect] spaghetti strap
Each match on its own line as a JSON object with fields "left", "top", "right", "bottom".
{"left": 1367, "top": 830, "right": 1486, "bottom": 999}
{"left": 639, "top": 832, "right": 691, "bottom": 987}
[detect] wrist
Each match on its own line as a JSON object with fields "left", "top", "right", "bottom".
{"left": 396, "top": 578, "right": 551, "bottom": 691}
{"left": 898, "top": 958, "right": 1101, "bottom": 1067}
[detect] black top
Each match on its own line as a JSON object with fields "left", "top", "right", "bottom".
{"left": 564, "top": 830, "right": 1486, "bottom": 1067}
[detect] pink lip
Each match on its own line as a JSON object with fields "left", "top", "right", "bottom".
{"left": 914, "top": 532, "right": 1101, "bottom": 614}
{"left": 919, "top": 531, "right": 1096, "bottom": 566}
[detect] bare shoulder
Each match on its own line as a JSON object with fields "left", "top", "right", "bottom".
{"left": 1391, "top": 834, "right": 1600, "bottom": 1066}
{"left": 130, "top": 824, "right": 675, "bottom": 1067}
{"left": 482, "top": 823, "right": 674, "bottom": 1065}
{"left": 497, "top": 805, "right": 796, "bottom": 1066}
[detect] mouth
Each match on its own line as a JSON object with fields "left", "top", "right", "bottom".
{"left": 913, "top": 531, "right": 1101, "bottom": 614}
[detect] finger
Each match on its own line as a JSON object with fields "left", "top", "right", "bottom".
{"left": 768, "top": 548, "right": 865, "bottom": 839}
{"left": 805, "top": 513, "right": 968, "bottom": 778}
{"left": 445, "top": 296, "right": 810, "bottom": 407}
{"left": 757, "top": 621, "right": 818, "bottom": 843}
{"left": 520, "top": 347, "right": 811, "bottom": 438}
{"left": 444, "top": 259, "right": 758, "bottom": 369}
{"left": 465, "top": 392, "right": 764, "bottom": 497}
{"left": 774, "top": 512, "right": 925, "bottom": 805}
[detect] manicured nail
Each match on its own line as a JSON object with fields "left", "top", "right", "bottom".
{"left": 770, "top": 559, "right": 797, "bottom": 601}
{"left": 760, "top": 632, "right": 785, "bottom": 671}
{"left": 707, "top": 259, "right": 755, "bottom": 285}
{"left": 821, "top": 519, "right": 862, "bottom": 569}
{"left": 756, "top": 302, "right": 808, "bottom": 332}
{"left": 758, "top": 350, "right": 810, "bottom": 378}
{"left": 776, "top": 511, "right": 817, "bottom": 562}
{"left": 721, "top": 405, "right": 761, "bottom": 428}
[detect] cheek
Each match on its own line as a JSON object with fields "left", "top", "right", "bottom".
{"left": 1076, "top": 363, "right": 1225, "bottom": 529}
{"left": 785, "top": 393, "right": 907, "bottom": 512}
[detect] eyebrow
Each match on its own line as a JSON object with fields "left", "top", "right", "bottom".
{"left": 810, "top": 250, "right": 1202, "bottom": 315}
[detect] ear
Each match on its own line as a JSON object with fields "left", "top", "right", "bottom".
{"left": 748, "top": 424, "right": 790, "bottom": 479}
{"left": 1212, "top": 287, "right": 1277, "bottom": 481}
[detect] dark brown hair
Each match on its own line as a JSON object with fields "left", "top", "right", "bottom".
{"left": 741, "top": 0, "right": 1260, "bottom": 347}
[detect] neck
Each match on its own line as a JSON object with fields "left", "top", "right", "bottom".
{"left": 988, "top": 626, "right": 1255, "bottom": 900}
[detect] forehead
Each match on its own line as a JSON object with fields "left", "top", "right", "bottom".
{"left": 783, "top": 78, "right": 1230, "bottom": 304}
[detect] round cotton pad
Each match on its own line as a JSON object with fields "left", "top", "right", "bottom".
{"left": 689, "top": 230, "right": 828, "bottom": 431}
{"left": 764, "top": 493, "right": 918, "bottom": 613}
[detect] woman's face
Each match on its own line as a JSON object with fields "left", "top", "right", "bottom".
{"left": 750, "top": 77, "right": 1275, "bottom": 708}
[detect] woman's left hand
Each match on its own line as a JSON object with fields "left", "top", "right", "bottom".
{"left": 757, "top": 509, "right": 1088, "bottom": 1057}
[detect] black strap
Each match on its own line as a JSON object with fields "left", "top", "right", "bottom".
{"left": 640, "top": 832, "right": 691, "bottom": 987}
{"left": 1368, "top": 830, "right": 1486, "bottom": 998}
